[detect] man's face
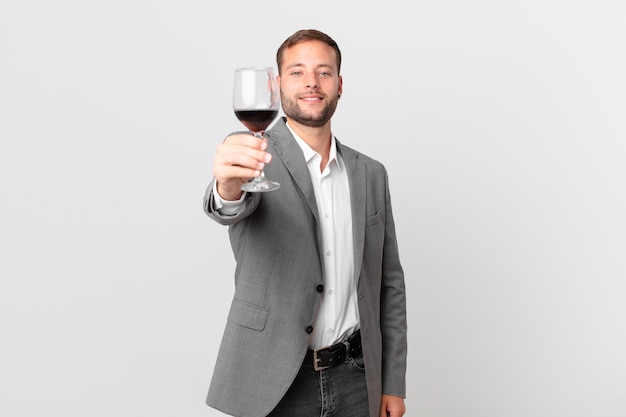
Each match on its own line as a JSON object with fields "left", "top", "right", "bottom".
{"left": 278, "top": 40, "right": 343, "bottom": 128}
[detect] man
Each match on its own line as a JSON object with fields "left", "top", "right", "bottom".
{"left": 204, "top": 29, "right": 407, "bottom": 417}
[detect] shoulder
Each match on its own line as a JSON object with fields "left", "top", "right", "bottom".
{"left": 337, "top": 139, "right": 387, "bottom": 173}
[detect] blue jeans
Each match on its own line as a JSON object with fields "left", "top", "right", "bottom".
{"left": 266, "top": 352, "right": 369, "bottom": 417}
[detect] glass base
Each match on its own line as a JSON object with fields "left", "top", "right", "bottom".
{"left": 241, "top": 178, "right": 280, "bottom": 193}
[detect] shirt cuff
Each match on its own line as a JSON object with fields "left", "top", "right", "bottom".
{"left": 212, "top": 181, "right": 247, "bottom": 215}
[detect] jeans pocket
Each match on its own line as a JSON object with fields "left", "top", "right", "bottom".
{"left": 349, "top": 355, "right": 366, "bottom": 371}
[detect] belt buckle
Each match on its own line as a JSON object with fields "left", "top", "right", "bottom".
{"left": 313, "top": 347, "right": 330, "bottom": 371}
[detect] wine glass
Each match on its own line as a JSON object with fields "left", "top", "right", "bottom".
{"left": 233, "top": 67, "right": 281, "bottom": 192}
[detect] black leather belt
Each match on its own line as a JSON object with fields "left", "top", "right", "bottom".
{"left": 305, "top": 330, "right": 362, "bottom": 371}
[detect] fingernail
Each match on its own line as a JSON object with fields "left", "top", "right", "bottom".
{"left": 264, "top": 154, "right": 272, "bottom": 163}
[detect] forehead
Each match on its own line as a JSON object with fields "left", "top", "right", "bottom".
{"left": 282, "top": 40, "right": 338, "bottom": 68}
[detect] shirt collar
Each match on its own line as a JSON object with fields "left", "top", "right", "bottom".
{"left": 285, "top": 121, "right": 341, "bottom": 171}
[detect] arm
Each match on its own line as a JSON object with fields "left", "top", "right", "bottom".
{"left": 380, "top": 167, "right": 408, "bottom": 399}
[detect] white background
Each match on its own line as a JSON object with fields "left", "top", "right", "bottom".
{"left": 1, "top": 1, "right": 625, "bottom": 416}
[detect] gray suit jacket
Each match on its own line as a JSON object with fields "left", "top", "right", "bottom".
{"left": 204, "top": 118, "right": 407, "bottom": 417}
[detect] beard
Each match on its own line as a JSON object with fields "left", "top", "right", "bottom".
{"left": 280, "top": 93, "right": 339, "bottom": 128}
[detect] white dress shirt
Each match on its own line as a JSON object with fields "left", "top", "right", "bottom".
{"left": 213, "top": 122, "right": 359, "bottom": 349}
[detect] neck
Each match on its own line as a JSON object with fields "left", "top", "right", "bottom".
{"left": 286, "top": 118, "right": 332, "bottom": 160}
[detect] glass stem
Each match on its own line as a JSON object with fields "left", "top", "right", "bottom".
{"left": 253, "top": 130, "right": 265, "bottom": 182}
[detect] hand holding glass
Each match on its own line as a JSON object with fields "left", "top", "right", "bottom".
{"left": 233, "top": 67, "right": 280, "bottom": 192}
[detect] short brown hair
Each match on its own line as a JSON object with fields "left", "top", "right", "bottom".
{"left": 276, "top": 29, "right": 342, "bottom": 75}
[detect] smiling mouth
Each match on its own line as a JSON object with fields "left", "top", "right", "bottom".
{"left": 300, "top": 97, "right": 323, "bottom": 102}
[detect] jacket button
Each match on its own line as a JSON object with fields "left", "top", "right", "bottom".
{"left": 305, "top": 326, "right": 314, "bottom": 334}
{"left": 316, "top": 284, "right": 324, "bottom": 293}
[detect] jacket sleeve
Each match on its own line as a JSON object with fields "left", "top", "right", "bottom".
{"left": 203, "top": 180, "right": 261, "bottom": 226}
{"left": 380, "top": 168, "right": 408, "bottom": 398}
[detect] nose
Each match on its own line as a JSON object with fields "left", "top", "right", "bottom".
{"left": 305, "top": 73, "right": 319, "bottom": 89}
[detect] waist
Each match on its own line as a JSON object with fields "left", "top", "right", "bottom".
{"left": 304, "top": 330, "right": 362, "bottom": 371}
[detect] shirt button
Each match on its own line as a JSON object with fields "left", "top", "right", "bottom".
{"left": 305, "top": 326, "right": 314, "bottom": 334}
{"left": 325, "top": 250, "right": 331, "bottom": 256}
{"left": 316, "top": 284, "right": 324, "bottom": 293}
{"left": 327, "top": 289, "right": 333, "bottom": 295}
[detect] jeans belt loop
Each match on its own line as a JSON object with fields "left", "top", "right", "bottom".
{"left": 342, "top": 339, "right": 351, "bottom": 363}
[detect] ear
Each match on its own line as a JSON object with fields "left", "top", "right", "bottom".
{"left": 338, "top": 75, "right": 343, "bottom": 98}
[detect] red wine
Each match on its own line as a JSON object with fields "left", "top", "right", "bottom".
{"left": 234, "top": 109, "right": 278, "bottom": 133}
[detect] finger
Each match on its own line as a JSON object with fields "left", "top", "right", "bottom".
{"left": 379, "top": 403, "right": 388, "bottom": 417}
{"left": 216, "top": 144, "right": 270, "bottom": 171}
{"left": 218, "top": 138, "right": 271, "bottom": 165}
{"left": 223, "top": 132, "right": 268, "bottom": 150}
{"left": 214, "top": 161, "right": 263, "bottom": 186}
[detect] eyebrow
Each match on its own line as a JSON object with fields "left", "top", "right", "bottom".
{"left": 285, "top": 63, "right": 335, "bottom": 71}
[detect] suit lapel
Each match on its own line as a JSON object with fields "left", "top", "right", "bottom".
{"left": 268, "top": 118, "right": 320, "bottom": 224}
{"left": 337, "top": 141, "right": 366, "bottom": 284}
{"left": 269, "top": 120, "right": 367, "bottom": 284}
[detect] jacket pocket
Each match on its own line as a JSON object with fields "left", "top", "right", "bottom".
{"left": 227, "top": 299, "right": 269, "bottom": 331}
{"left": 365, "top": 210, "right": 382, "bottom": 226}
